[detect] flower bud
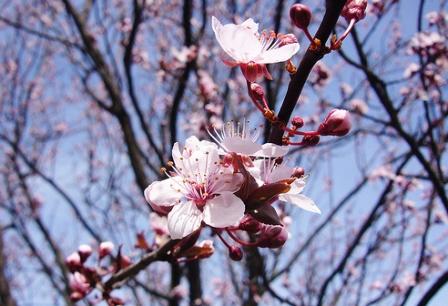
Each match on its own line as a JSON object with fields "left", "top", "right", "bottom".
{"left": 65, "top": 252, "right": 82, "bottom": 272}
{"left": 249, "top": 82, "right": 265, "bottom": 101}
{"left": 317, "top": 109, "right": 351, "bottom": 136}
{"left": 291, "top": 116, "right": 304, "bottom": 128}
{"left": 290, "top": 4, "right": 312, "bottom": 30}
{"left": 302, "top": 135, "right": 320, "bottom": 146}
{"left": 99, "top": 241, "right": 115, "bottom": 259}
{"left": 78, "top": 244, "right": 92, "bottom": 262}
{"left": 341, "top": 0, "right": 367, "bottom": 22}
{"left": 238, "top": 215, "right": 262, "bottom": 233}
{"left": 69, "top": 272, "right": 90, "bottom": 297}
{"left": 257, "top": 225, "right": 288, "bottom": 248}
{"left": 229, "top": 246, "right": 243, "bottom": 261}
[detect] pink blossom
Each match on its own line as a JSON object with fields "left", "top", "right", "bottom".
{"left": 248, "top": 159, "right": 320, "bottom": 214}
{"left": 99, "top": 241, "right": 115, "bottom": 258}
{"left": 145, "top": 136, "right": 245, "bottom": 239}
{"left": 212, "top": 17, "right": 299, "bottom": 82}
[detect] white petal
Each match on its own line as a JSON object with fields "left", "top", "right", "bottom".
{"left": 212, "top": 16, "right": 262, "bottom": 62}
{"left": 145, "top": 178, "right": 184, "bottom": 207}
{"left": 167, "top": 201, "right": 203, "bottom": 239}
{"left": 289, "top": 177, "right": 306, "bottom": 194}
{"left": 247, "top": 160, "right": 264, "bottom": 186}
{"left": 203, "top": 192, "right": 245, "bottom": 228}
{"left": 269, "top": 163, "right": 294, "bottom": 183}
{"left": 240, "top": 18, "right": 259, "bottom": 33}
{"left": 255, "top": 43, "right": 300, "bottom": 64}
{"left": 254, "top": 143, "right": 289, "bottom": 157}
{"left": 222, "top": 136, "right": 262, "bottom": 155}
{"left": 278, "top": 193, "right": 321, "bottom": 214}
{"left": 211, "top": 173, "right": 244, "bottom": 194}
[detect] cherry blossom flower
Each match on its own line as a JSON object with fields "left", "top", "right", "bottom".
{"left": 208, "top": 120, "right": 289, "bottom": 157}
{"left": 249, "top": 159, "right": 321, "bottom": 214}
{"left": 212, "top": 16, "right": 300, "bottom": 82}
{"left": 145, "top": 136, "right": 245, "bottom": 239}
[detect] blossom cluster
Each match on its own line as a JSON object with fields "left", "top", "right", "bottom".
{"left": 144, "top": 122, "right": 321, "bottom": 257}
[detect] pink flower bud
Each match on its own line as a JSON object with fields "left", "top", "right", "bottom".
{"left": 290, "top": 4, "right": 312, "bottom": 30}
{"left": 249, "top": 82, "right": 265, "bottom": 101}
{"left": 99, "top": 241, "right": 114, "bottom": 259}
{"left": 291, "top": 116, "right": 304, "bottom": 128}
{"left": 65, "top": 252, "right": 82, "bottom": 272}
{"left": 229, "top": 246, "right": 243, "bottom": 261}
{"left": 257, "top": 225, "right": 288, "bottom": 248}
{"left": 69, "top": 272, "right": 90, "bottom": 297}
{"left": 318, "top": 109, "right": 351, "bottom": 136}
{"left": 238, "top": 215, "right": 262, "bottom": 233}
{"left": 341, "top": 0, "right": 367, "bottom": 22}
{"left": 77, "top": 244, "right": 92, "bottom": 262}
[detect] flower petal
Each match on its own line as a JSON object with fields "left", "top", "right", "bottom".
{"left": 254, "top": 43, "right": 300, "bottom": 64}
{"left": 145, "top": 178, "right": 184, "bottom": 207}
{"left": 167, "top": 201, "right": 203, "bottom": 239}
{"left": 269, "top": 163, "right": 294, "bottom": 183}
{"left": 289, "top": 177, "right": 306, "bottom": 194}
{"left": 254, "top": 143, "right": 289, "bottom": 157}
{"left": 203, "top": 192, "right": 245, "bottom": 228}
{"left": 278, "top": 193, "right": 321, "bottom": 214}
{"left": 211, "top": 173, "right": 244, "bottom": 193}
{"left": 212, "top": 16, "right": 262, "bottom": 63}
{"left": 222, "top": 136, "right": 262, "bottom": 155}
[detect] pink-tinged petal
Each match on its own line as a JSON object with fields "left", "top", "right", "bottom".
{"left": 255, "top": 43, "right": 300, "bottom": 64}
{"left": 212, "top": 173, "right": 244, "bottom": 194}
{"left": 247, "top": 160, "right": 264, "bottom": 186}
{"left": 269, "top": 163, "right": 294, "bottom": 182}
{"left": 254, "top": 143, "right": 289, "bottom": 157}
{"left": 203, "top": 192, "right": 245, "bottom": 228}
{"left": 167, "top": 201, "right": 203, "bottom": 239}
{"left": 288, "top": 177, "right": 306, "bottom": 194}
{"left": 222, "top": 136, "right": 262, "bottom": 155}
{"left": 278, "top": 193, "right": 321, "bottom": 214}
{"left": 145, "top": 178, "right": 184, "bottom": 207}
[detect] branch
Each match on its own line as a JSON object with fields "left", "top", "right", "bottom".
{"left": 416, "top": 270, "right": 448, "bottom": 306}
{"left": 104, "top": 239, "right": 177, "bottom": 289}
{"left": 268, "top": 0, "right": 347, "bottom": 144}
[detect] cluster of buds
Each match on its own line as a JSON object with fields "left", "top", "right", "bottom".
{"left": 65, "top": 241, "right": 130, "bottom": 304}
{"left": 290, "top": 1, "right": 367, "bottom": 51}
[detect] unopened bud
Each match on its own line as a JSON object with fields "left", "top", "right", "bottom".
{"left": 239, "top": 215, "right": 262, "bottom": 233}
{"left": 291, "top": 116, "right": 304, "bottom": 128}
{"left": 249, "top": 83, "right": 265, "bottom": 101}
{"left": 317, "top": 109, "right": 351, "bottom": 136}
{"left": 78, "top": 244, "right": 92, "bottom": 262}
{"left": 341, "top": 0, "right": 367, "bottom": 22}
{"left": 302, "top": 135, "right": 320, "bottom": 146}
{"left": 290, "top": 4, "right": 312, "bottom": 30}
{"left": 229, "top": 246, "right": 243, "bottom": 261}
{"left": 99, "top": 241, "right": 115, "bottom": 259}
{"left": 65, "top": 252, "right": 82, "bottom": 272}
{"left": 257, "top": 225, "right": 288, "bottom": 248}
